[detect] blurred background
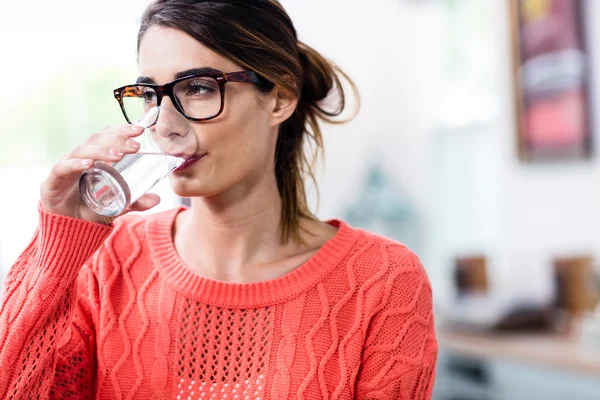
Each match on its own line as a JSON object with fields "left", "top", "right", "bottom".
{"left": 2, "top": 0, "right": 600, "bottom": 398}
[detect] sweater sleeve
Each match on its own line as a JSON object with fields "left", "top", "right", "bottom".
{"left": 355, "top": 249, "right": 438, "bottom": 400}
{"left": 0, "top": 206, "right": 112, "bottom": 399}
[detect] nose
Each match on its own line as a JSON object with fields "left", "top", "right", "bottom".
{"left": 153, "top": 97, "right": 189, "bottom": 137}
{"left": 149, "top": 106, "right": 194, "bottom": 155}
{"left": 155, "top": 109, "right": 188, "bottom": 138}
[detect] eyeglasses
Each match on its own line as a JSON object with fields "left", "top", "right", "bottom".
{"left": 113, "top": 70, "right": 270, "bottom": 124}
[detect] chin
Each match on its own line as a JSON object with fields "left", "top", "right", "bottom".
{"left": 168, "top": 174, "right": 222, "bottom": 199}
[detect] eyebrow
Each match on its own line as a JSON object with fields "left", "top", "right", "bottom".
{"left": 136, "top": 67, "right": 223, "bottom": 84}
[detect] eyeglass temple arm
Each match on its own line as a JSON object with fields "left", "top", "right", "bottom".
{"left": 224, "top": 71, "right": 270, "bottom": 85}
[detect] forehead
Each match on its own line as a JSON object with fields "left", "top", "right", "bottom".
{"left": 138, "top": 26, "right": 241, "bottom": 84}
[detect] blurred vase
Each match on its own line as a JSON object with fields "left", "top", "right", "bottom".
{"left": 344, "top": 164, "right": 420, "bottom": 252}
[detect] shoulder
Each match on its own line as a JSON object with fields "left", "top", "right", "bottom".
{"left": 86, "top": 207, "right": 183, "bottom": 274}
{"left": 338, "top": 221, "right": 433, "bottom": 316}
{"left": 341, "top": 221, "right": 427, "bottom": 280}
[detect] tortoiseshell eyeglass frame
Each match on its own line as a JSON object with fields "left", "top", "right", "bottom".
{"left": 113, "top": 70, "right": 272, "bottom": 124}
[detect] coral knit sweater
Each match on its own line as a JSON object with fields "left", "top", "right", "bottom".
{"left": 0, "top": 206, "right": 437, "bottom": 400}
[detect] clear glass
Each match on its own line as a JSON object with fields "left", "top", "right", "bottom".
{"left": 79, "top": 106, "right": 196, "bottom": 216}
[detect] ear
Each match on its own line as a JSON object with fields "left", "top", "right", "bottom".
{"left": 268, "top": 83, "right": 299, "bottom": 127}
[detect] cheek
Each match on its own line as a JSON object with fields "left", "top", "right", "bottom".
{"left": 206, "top": 97, "right": 275, "bottom": 166}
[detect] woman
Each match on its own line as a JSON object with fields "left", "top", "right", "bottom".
{"left": 0, "top": 0, "right": 437, "bottom": 398}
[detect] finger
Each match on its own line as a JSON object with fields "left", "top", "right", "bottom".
{"left": 72, "top": 127, "right": 143, "bottom": 158}
{"left": 95, "top": 124, "right": 145, "bottom": 140}
{"left": 88, "top": 133, "right": 141, "bottom": 150}
{"left": 125, "top": 193, "right": 161, "bottom": 213}
{"left": 44, "top": 159, "right": 93, "bottom": 190}
{"left": 70, "top": 143, "right": 139, "bottom": 163}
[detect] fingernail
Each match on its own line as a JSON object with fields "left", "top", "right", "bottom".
{"left": 126, "top": 139, "right": 140, "bottom": 149}
{"left": 131, "top": 124, "right": 143, "bottom": 131}
{"left": 110, "top": 148, "right": 124, "bottom": 157}
{"left": 81, "top": 159, "right": 92, "bottom": 167}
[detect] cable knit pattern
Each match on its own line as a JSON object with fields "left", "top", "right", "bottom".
{"left": 0, "top": 206, "right": 437, "bottom": 399}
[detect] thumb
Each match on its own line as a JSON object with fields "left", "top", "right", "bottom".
{"left": 125, "top": 193, "right": 161, "bottom": 213}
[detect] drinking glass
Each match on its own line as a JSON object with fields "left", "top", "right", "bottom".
{"left": 79, "top": 106, "right": 196, "bottom": 216}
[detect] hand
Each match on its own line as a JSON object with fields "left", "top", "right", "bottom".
{"left": 40, "top": 124, "right": 161, "bottom": 225}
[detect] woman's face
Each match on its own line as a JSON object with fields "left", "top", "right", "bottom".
{"left": 138, "top": 26, "right": 286, "bottom": 200}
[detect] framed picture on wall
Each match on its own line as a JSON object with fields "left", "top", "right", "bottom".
{"left": 510, "top": 0, "right": 592, "bottom": 161}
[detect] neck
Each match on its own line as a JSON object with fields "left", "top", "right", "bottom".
{"left": 178, "top": 175, "right": 289, "bottom": 277}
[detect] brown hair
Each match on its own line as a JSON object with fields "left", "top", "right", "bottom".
{"left": 138, "top": 0, "right": 358, "bottom": 243}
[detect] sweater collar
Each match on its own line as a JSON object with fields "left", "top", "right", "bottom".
{"left": 147, "top": 207, "right": 361, "bottom": 308}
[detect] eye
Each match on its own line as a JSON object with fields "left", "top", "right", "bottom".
{"left": 185, "top": 79, "right": 217, "bottom": 96}
{"left": 142, "top": 88, "right": 156, "bottom": 102}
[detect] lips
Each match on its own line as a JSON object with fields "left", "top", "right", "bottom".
{"left": 175, "top": 154, "right": 206, "bottom": 171}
